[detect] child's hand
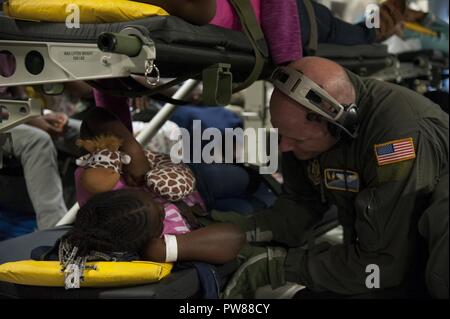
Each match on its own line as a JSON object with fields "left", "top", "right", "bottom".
{"left": 123, "top": 174, "right": 138, "bottom": 187}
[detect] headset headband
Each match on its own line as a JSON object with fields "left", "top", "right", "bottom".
{"left": 271, "top": 66, "right": 358, "bottom": 138}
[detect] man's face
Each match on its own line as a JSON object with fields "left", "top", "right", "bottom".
{"left": 270, "top": 89, "right": 338, "bottom": 161}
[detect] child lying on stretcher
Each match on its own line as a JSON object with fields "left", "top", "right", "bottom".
{"left": 58, "top": 108, "right": 246, "bottom": 283}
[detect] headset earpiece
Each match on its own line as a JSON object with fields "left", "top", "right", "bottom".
{"left": 342, "top": 104, "right": 359, "bottom": 135}
{"left": 306, "top": 113, "right": 322, "bottom": 122}
{"left": 327, "top": 104, "right": 358, "bottom": 139}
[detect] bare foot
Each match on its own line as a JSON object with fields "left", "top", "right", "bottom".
{"left": 376, "top": 0, "right": 406, "bottom": 42}
{"left": 404, "top": 8, "right": 428, "bottom": 23}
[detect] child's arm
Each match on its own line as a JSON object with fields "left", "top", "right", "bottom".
{"left": 143, "top": 223, "right": 246, "bottom": 264}
{"left": 138, "top": 0, "right": 216, "bottom": 25}
{"left": 82, "top": 108, "right": 151, "bottom": 186}
{"left": 81, "top": 109, "right": 196, "bottom": 200}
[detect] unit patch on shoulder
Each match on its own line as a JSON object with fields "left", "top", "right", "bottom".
{"left": 374, "top": 138, "right": 416, "bottom": 166}
{"left": 324, "top": 169, "right": 360, "bottom": 192}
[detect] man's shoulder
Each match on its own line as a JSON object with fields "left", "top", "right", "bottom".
{"left": 363, "top": 78, "right": 443, "bottom": 116}
{"left": 359, "top": 79, "right": 445, "bottom": 134}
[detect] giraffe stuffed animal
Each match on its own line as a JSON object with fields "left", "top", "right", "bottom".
{"left": 76, "top": 135, "right": 196, "bottom": 201}
{"left": 144, "top": 150, "right": 196, "bottom": 201}
{"left": 76, "top": 135, "right": 131, "bottom": 194}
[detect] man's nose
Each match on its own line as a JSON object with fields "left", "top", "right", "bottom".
{"left": 279, "top": 136, "right": 296, "bottom": 153}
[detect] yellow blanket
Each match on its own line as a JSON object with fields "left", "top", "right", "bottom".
{"left": 3, "top": 0, "right": 169, "bottom": 23}
{"left": 0, "top": 260, "right": 173, "bottom": 287}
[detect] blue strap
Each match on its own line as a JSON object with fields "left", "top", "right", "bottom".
{"left": 176, "top": 262, "right": 221, "bottom": 299}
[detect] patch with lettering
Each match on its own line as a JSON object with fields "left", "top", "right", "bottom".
{"left": 324, "top": 169, "right": 360, "bottom": 192}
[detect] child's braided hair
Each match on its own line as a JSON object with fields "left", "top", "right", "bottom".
{"left": 59, "top": 189, "right": 165, "bottom": 289}
{"left": 62, "top": 189, "right": 163, "bottom": 258}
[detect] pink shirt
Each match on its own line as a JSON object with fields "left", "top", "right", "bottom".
{"left": 210, "top": 0, "right": 261, "bottom": 30}
{"left": 96, "top": 0, "right": 303, "bottom": 126}
{"left": 74, "top": 167, "right": 203, "bottom": 236}
{"left": 211, "top": 0, "right": 302, "bottom": 65}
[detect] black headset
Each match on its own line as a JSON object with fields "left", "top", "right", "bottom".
{"left": 307, "top": 103, "right": 359, "bottom": 139}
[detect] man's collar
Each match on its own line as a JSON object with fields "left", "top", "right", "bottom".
{"left": 344, "top": 69, "right": 368, "bottom": 107}
{"left": 343, "top": 69, "right": 373, "bottom": 126}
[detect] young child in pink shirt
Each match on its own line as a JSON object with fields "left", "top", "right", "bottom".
{"left": 62, "top": 107, "right": 245, "bottom": 272}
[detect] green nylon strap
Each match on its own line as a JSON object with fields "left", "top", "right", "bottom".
{"left": 303, "top": 0, "right": 318, "bottom": 56}
{"left": 202, "top": 63, "right": 233, "bottom": 106}
{"left": 229, "top": 0, "right": 269, "bottom": 93}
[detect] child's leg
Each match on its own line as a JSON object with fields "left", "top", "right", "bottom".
{"left": 190, "top": 164, "right": 276, "bottom": 214}
{"left": 80, "top": 108, "right": 151, "bottom": 186}
{"left": 188, "top": 163, "right": 250, "bottom": 210}
{"left": 297, "top": 0, "right": 376, "bottom": 46}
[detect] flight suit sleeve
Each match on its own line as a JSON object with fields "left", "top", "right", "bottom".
{"left": 250, "top": 152, "right": 330, "bottom": 247}
{"left": 286, "top": 118, "right": 448, "bottom": 294}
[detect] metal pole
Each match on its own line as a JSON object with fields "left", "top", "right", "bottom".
{"left": 136, "top": 79, "right": 200, "bottom": 146}
{"left": 55, "top": 202, "right": 79, "bottom": 227}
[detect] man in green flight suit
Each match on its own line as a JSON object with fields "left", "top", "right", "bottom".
{"left": 218, "top": 56, "right": 448, "bottom": 299}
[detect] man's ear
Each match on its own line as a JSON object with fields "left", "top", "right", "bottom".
{"left": 306, "top": 113, "right": 323, "bottom": 122}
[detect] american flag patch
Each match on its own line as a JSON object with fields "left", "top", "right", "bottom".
{"left": 374, "top": 138, "right": 416, "bottom": 166}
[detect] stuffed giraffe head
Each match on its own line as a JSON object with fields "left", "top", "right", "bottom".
{"left": 76, "top": 135, "right": 131, "bottom": 193}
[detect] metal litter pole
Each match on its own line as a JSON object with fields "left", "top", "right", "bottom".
{"left": 136, "top": 79, "right": 200, "bottom": 146}
{"left": 56, "top": 202, "right": 79, "bottom": 227}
